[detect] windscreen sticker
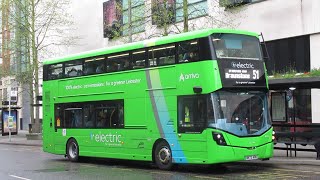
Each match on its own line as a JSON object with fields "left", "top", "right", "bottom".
{"left": 62, "top": 129, "right": 66, "bottom": 136}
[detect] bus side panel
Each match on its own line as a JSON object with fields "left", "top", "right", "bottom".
{"left": 43, "top": 81, "right": 62, "bottom": 154}
{"left": 177, "top": 132, "right": 208, "bottom": 164}
{"left": 42, "top": 88, "right": 55, "bottom": 153}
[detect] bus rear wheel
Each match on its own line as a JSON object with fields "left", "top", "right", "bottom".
{"left": 67, "top": 139, "right": 79, "bottom": 162}
{"left": 154, "top": 141, "right": 173, "bottom": 170}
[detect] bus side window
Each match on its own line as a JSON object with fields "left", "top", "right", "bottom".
{"left": 149, "top": 45, "right": 175, "bottom": 67}
{"left": 110, "top": 102, "right": 124, "bottom": 128}
{"left": 132, "top": 49, "right": 146, "bottom": 69}
{"left": 64, "top": 106, "right": 83, "bottom": 128}
{"left": 84, "top": 105, "right": 95, "bottom": 128}
{"left": 55, "top": 105, "right": 63, "bottom": 128}
{"left": 178, "top": 40, "right": 199, "bottom": 63}
{"left": 65, "top": 60, "right": 83, "bottom": 78}
{"left": 84, "top": 57, "right": 106, "bottom": 75}
{"left": 107, "top": 53, "right": 129, "bottom": 72}
{"left": 96, "top": 108, "right": 109, "bottom": 128}
{"left": 148, "top": 49, "right": 157, "bottom": 67}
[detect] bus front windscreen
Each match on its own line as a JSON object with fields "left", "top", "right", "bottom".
{"left": 212, "top": 34, "right": 262, "bottom": 60}
{"left": 208, "top": 90, "right": 271, "bottom": 136}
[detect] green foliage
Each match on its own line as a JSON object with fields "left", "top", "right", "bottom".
{"left": 269, "top": 68, "right": 320, "bottom": 79}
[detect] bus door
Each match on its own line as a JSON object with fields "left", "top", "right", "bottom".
{"left": 177, "top": 95, "right": 208, "bottom": 162}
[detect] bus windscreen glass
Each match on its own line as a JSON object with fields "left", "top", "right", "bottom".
{"left": 212, "top": 34, "right": 262, "bottom": 60}
{"left": 208, "top": 90, "right": 271, "bottom": 136}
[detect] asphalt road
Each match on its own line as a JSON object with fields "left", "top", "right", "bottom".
{"left": 0, "top": 144, "right": 319, "bottom": 180}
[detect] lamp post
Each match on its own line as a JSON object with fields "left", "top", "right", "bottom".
{"left": 289, "top": 87, "right": 296, "bottom": 156}
{"left": 289, "top": 87, "right": 296, "bottom": 133}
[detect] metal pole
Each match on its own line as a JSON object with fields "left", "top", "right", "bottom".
{"left": 293, "top": 90, "right": 296, "bottom": 157}
{"left": 8, "top": 78, "right": 11, "bottom": 142}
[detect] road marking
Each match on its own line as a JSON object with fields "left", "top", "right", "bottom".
{"left": 80, "top": 164, "right": 97, "bottom": 168}
{"left": 194, "top": 175, "right": 223, "bottom": 179}
{"left": 151, "top": 171, "right": 173, "bottom": 175}
{"left": 112, "top": 167, "right": 133, "bottom": 171}
{"left": 277, "top": 169, "right": 314, "bottom": 173}
{"left": 9, "top": 175, "right": 31, "bottom": 180}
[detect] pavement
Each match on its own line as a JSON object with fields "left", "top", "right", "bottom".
{"left": 0, "top": 131, "right": 319, "bottom": 166}
{"left": 0, "top": 130, "right": 42, "bottom": 147}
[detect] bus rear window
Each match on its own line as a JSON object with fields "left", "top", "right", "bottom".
{"left": 48, "top": 64, "right": 63, "bottom": 80}
{"left": 212, "top": 34, "right": 262, "bottom": 60}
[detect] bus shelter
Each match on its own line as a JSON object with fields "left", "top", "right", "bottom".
{"left": 1, "top": 108, "right": 18, "bottom": 136}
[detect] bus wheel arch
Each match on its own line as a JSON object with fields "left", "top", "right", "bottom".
{"left": 152, "top": 139, "right": 173, "bottom": 170}
{"left": 66, "top": 138, "right": 79, "bottom": 162}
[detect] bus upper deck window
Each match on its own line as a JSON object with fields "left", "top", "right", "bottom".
{"left": 178, "top": 40, "right": 199, "bottom": 63}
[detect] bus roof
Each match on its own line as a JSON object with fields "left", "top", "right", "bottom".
{"left": 43, "top": 28, "right": 259, "bottom": 65}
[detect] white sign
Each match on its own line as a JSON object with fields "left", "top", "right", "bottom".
{"left": 62, "top": 129, "right": 67, "bottom": 136}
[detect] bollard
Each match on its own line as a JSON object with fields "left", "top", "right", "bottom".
{"left": 28, "top": 124, "right": 33, "bottom": 133}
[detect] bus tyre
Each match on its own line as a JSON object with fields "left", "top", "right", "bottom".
{"left": 154, "top": 141, "right": 173, "bottom": 170}
{"left": 67, "top": 139, "right": 79, "bottom": 162}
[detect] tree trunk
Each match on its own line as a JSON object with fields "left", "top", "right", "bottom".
{"left": 31, "top": 0, "right": 41, "bottom": 133}
{"left": 183, "top": 0, "right": 188, "bottom": 32}
{"left": 163, "top": 0, "right": 169, "bottom": 36}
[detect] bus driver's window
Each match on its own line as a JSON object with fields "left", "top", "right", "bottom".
{"left": 180, "top": 99, "right": 194, "bottom": 128}
{"left": 178, "top": 96, "right": 207, "bottom": 133}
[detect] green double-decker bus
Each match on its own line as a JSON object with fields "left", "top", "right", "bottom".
{"left": 42, "top": 28, "right": 274, "bottom": 170}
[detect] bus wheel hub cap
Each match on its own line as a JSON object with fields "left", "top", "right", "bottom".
{"left": 158, "top": 147, "right": 171, "bottom": 164}
{"left": 69, "top": 142, "right": 77, "bottom": 158}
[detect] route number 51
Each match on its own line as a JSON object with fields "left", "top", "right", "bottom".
{"left": 253, "top": 70, "right": 259, "bottom": 79}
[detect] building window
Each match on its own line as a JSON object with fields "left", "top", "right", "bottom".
{"left": 175, "top": 0, "right": 208, "bottom": 22}
{"left": 0, "top": 89, "right": 2, "bottom": 101}
{"left": 220, "top": 0, "right": 259, "bottom": 8}
{"left": 122, "top": 0, "right": 145, "bottom": 35}
{"left": 3, "top": 88, "right": 7, "bottom": 101}
{"left": 103, "top": 0, "right": 122, "bottom": 39}
{"left": 265, "top": 35, "right": 310, "bottom": 74}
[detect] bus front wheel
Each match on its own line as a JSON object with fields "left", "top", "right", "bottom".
{"left": 67, "top": 139, "right": 79, "bottom": 162}
{"left": 154, "top": 141, "right": 173, "bottom": 170}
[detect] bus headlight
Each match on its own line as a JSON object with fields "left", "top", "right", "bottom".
{"left": 212, "top": 132, "right": 227, "bottom": 146}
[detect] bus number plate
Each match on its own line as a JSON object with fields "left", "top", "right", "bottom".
{"left": 245, "top": 155, "right": 258, "bottom": 160}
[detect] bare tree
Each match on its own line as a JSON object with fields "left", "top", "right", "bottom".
{"left": 1, "top": 0, "right": 78, "bottom": 133}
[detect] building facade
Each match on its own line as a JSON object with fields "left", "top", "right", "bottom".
{"left": 235, "top": 0, "right": 320, "bottom": 129}
{"left": 1, "top": 0, "right": 320, "bottom": 132}
{"left": 65, "top": 0, "right": 320, "bottom": 131}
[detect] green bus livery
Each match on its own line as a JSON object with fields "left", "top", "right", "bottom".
{"left": 42, "top": 28, "right": 274, "bottom": 170}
